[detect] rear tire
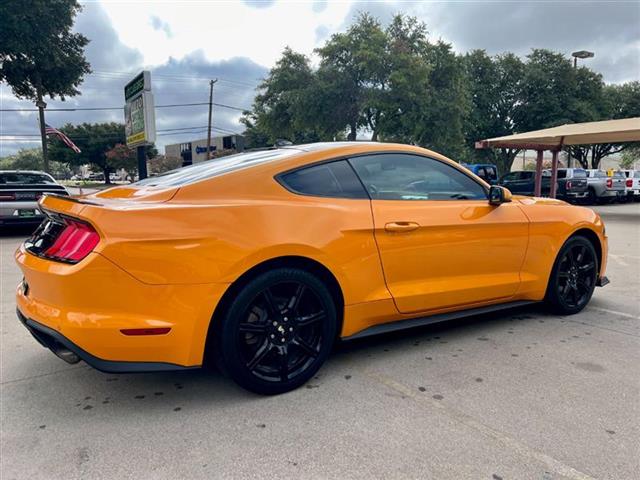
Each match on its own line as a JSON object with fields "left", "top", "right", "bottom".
{"left": 587, "top": 188, "right": 597, "bottom": 205}
{"left": 215, "top": 268, "right": 337, "bottom": 395}
{"left": 545, "top": 236, "right": 598, "bottom": 315}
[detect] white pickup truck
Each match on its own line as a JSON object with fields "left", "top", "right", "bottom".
{"left": 621, "top": 170, "right": 640, "bottom": 202}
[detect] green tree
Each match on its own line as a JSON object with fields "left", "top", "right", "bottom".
{"left": 0, "top": 0, "right": 91, "bottom": 173}
{"left": 620, "top": 145, "right": 639, "bottom": 170}
{"left": 48, "top": 123, "right": 156, "bottom": 184}
{"left": 0, "top": 148, "right": 71, "bottom": 178}
{"left": 517, "top": 49, "right": 582, "bottom": 131}
{"left": 567, "top": 81, "right": 640, "bottom": 169}
{"left": 463, "top": 51, "right": 525, "bottom": 174}
{"left": 315, "top": 13, "right": 390, "bottom": 140}
{"left": 412, "top": 40, "right": 469, "bottom": 159}
{"left": 241, "top": 47, "right": 324, "bottom": 147}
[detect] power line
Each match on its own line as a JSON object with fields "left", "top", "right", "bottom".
{"left": 1, "top": 125, "right": 241, "bottom": 138}
{"left": 89, "top": 70, "right": 261, "bottom": 89}
{"left": 0, "top": 101, "right": 249, "bottom": 113}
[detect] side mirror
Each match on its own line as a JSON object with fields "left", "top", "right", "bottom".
{"left": 489, "top": 185, "right": 512, "bottom": 205}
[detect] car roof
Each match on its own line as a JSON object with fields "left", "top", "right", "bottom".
{"left": 0, "top": 170, "right": 52, "bottom": 175}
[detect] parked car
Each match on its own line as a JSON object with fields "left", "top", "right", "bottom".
{"left": 16, "top": 143, "right": 609, "bottom": 394}
{"left": 585, "top": 169, "right": 626, "bottom": 204}
{"left": 0, "top": 170, "right": 69, "bottom": 227}
{"left": 542, "top": 168, "right": 588, "bottom": 203}
{"left": 461, "top": 163, "right": 499, "bottom": 185}
{"left": 498, "top": 170, "right": 551, "bottom": 196}
{"left": 88, "top": 172, "right": 105, "bottom": 182}
{"left": 620, "top": 170, "right": 640, "bottom": 202}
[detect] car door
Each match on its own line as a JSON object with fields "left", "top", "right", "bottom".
{"left": 349, "top": 153, "right": 530, "bottom": 314}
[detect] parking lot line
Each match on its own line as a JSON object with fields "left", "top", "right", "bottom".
{"left": 362, "top": 369, "right": 597, "bottom": 480}
{"left": 588, "top": 306, "right": 640, "bottom": 321}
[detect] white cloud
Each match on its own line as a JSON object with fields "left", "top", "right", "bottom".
{"left": 100, "top": 0, "right": 353, "bottom": 68}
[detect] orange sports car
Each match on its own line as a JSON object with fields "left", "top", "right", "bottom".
{"left": 15, "top": 142, "right": 608, "bottom": 394}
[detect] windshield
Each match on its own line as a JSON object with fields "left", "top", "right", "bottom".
{"left": 136, "top": 149, "right": 301, "bottom": 187}
{"left": 573, "top": 169, "right": 587, "bottom": 178}
{"left": 0, "top": 172, "right": 56, "bottom": 185}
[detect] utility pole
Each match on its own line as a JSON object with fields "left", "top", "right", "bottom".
{"left": 36, "top": 87, "right": 49, "bottom": 173}
{"left": 206, "top": 79, "right": 218, "bottom": 160}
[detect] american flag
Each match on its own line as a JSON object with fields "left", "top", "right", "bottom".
{"left": 45, "top": 123, "right": 81, "bottom": 153}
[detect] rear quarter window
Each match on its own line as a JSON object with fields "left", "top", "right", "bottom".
{"left": 278, "top": 160, "right": 368, "bottom": 199}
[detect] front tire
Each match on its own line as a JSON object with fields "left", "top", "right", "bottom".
{"left": 216, "top": 268, "right": 337, "bottom": 395}
{"left": 545, "top": 236, "right": 598, "bottom": 315}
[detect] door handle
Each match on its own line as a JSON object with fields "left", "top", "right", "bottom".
{"left": 384, "top": 221, "right": 420, "bottom": 233}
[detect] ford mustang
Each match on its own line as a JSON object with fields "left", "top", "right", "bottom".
{"left": 15, "top": 142, "right": 608, "bottom": 394}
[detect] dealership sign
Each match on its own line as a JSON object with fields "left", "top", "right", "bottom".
{"left": 124, "top": 71, "right": 156, "bottom": 147}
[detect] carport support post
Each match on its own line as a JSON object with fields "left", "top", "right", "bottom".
{"left": 550, "top": 149, "right": 559, "bottom": 198}
{"left": 534, "top": 150, "right": 544, "bottom": 197}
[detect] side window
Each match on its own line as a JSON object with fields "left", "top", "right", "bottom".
{"left": 349, "top": 154, "right": 487, "bottom": 200}
{"left": 485, "top": 167, "right": 497, "bottom": 181}
{"left": 501, "top": 172, "right": 519, "bottom": 182}
{"left": 278, "top": 160, "right": 368, "bottom": 199}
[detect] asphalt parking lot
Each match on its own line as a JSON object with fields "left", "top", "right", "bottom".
{"left": 1, "top": 203, "right": 638, "bottom": 480}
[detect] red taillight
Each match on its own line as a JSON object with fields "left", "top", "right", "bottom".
{"left": 43, "top": 218, "right": 99, "bottom": 262}
{"left": 606, "top": 178, "right": 613, "bottom": 188}
{"left": 566, "top": 181, "right": 572, "bottom": 190}
{"left": 626, "top": 179, "right": 633, "bottom": 188}
{"left": 0, "top": 193, "right": 16, "bottom": 201}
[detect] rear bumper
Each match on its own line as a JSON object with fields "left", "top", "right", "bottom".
{"left": 15, "top": 246, "right": 229, "bottom": 368}
{"left": 599, "top": 190, "right": 623, "bottom": 198}
{"left": 17, "top": 309, "right": 196, "bottom": 373}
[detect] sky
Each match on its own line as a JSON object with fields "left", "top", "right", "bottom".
{"left": 1, "top": 0, "right": 639, "bottom": 157}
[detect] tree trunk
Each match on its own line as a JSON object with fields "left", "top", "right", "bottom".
{"left": 371, "top": 130, "right": 378, "bottom": 142}
{"left": 347, "top": 123, "right": 357, "bottom": 141}
{"left": 103, "top": 167, "right": 111, "bottom": 185}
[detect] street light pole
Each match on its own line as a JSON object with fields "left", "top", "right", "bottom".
{"left": 36, "top": 88, "right": 49, "bottom": 174}
{"left": 571, "top": 50, "right": 595, "bottom": 69}
{"left": 568, "top": 50, "right": 594, "bottom": 168}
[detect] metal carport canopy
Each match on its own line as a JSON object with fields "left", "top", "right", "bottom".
{"left": 475, "top": 117, "right": 640, "bottom": 198}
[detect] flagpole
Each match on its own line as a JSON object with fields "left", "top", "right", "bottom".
{"left": 36, "top": 87, "right": 50, "bottom": 174}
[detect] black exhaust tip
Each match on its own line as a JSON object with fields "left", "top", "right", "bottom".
{"left": 52, "top": 347, "right": 81, "bottom": 364}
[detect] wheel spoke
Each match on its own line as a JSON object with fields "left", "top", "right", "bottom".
{"left": 262, "top": 287, "right": 281, "bottom": 319}
{"left": 288, "top": 284, "right": 306, "bottom": 314}
{"left": 247, "top": 340, "right": 272, "bottom": 371}
{"left": 297, "top": 311, "right": 325, "bottom": 327}
{"left": 577, "top": 278, "right": 591, "bottom": 293}
{"left": 279, "top": 347, "right": 290, "bottom": 381}
{"left": 292, "top": 335, "right": 319, "bottom": 358}
{"left": 576, "top": 245, "right": 586, "bottom": 263}
{"left": 239, "top": 322, "right": 267, "bottom": 334}
{"left": 566, "top": 248, "right": 576, "bottom": 268}
{"left": 578, "top": 261, "right": 595, "bottom": 273}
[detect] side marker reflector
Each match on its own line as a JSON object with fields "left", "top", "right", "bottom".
{"left": 120, "top": 328, "right": 171, "bottom": 336}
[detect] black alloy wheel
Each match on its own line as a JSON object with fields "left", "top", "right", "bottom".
{"left": 546, "top": 236, "right": 598, "bottom": 314}
{"left": 216, "top": 268, "right": 337, "bottom": 395}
